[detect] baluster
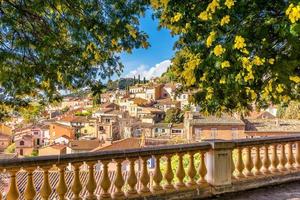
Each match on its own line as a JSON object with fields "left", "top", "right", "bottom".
{"left": 7, "top": 169, "right": 19, "bottom": 200}
{"left": 287, "top": 142, "right": 295, "bottom": 170}
{"left": 113, "top": 159, "right": 125, "bottom": 198}
{"left": 72, "top": 163, "right": 83, "bottom": 200}
{"left": 198, "top": 151, "right": 207, "bottom": 184}
{"left": 40, "top": 166, "right": 52, "bottom": 200}
{"left": 139, "top": 156, "right": 150, "bottom": 195}
{"left": 126, "top": 158, "right": 138, "bottom": 197}
{"left": 235, "top": 147, "right": 245, "bottom": 178}
{"left": 187, "top": 152, "right": 197, "bottom": 187}
{"left": 100, "top": 160, "right": 111, "bottom": 199}
{"left": 163, "top": 154, "right": 174, "bottom": 190}
{"left": 244, "top": 147, "right": 254, "bottom": 176}
{"left": 271, "top": 144, "right": 279, "bottom": 173}
{"left": 296, "top": 142, "right": 300, "bottom": 169}
{"left": 56, "top": 165, "right": 68, "bottom": 200}
{"left": 175, "top": 153, "right": 186, "bottom": 189}
{"left": 254, "top": 146, "right": 262, "bottom": 176}
{"left": 85, "top": 162, "right": 97, "bottom": 200}
{"left": 231, "top": 151, "right": 236, "bottom": 179}
{"left": 24, "top": 167, "right": 36, "bottom": 200}
{"left": 279, "top": 143, "right": 287, "bottom": 171}
{"left": 262, "top": 145, "right": 271, "bottom": 174}
{"left": 152, "top": 155, "right": 163, "bottom": 193}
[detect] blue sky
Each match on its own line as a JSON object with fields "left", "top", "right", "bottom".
{"left": 119, "top": 10, "right": 177, "bottom": 79}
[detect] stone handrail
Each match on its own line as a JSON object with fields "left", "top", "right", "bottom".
{"left": 231, "top": 135, "right": 300, "bottom": 178}
{"left": 0, "top": 136, "right": 300, "bottom": 200}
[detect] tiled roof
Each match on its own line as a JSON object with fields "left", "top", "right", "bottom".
{"left": 51, "top": 122, "right": 75, "bottom": 130}
{"left": 155, "top": 98, "right": 179, "bottom": 105}
{"left": 244, "top": 118, "right": 300, "bottom": 132}
{"left": 40, "top": 144, "right": 67, "bottom": 151}
{"left": 189, "top": 114, "right": 245, "bottom": 126}
{"left": 69, "top": 140, "right": 101, "bottom": 150}
{"left": 60, "top": 116, "right": 88, "bottom": 123}
{"left": 91, "top": 138, "right": 142, "bottom": 152}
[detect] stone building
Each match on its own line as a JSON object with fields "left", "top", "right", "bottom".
{"left": 184, "top": 112, "right": 246, "bottom": 141}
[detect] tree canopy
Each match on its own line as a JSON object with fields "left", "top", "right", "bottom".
{"left": 164, "top": 107, "right": 184, "bottom": 123}
{"left": 152, "top": 0, "right": 300, "bottom": 115}
{"left": 1, "top": 0, "right": 300, "bottom": 119}
{"left": 0, "top": 0, "right": 149, "bottom": 118}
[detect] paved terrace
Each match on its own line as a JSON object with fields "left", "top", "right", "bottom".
{"left": 0, "top": 136, "right": 300, "bottom": 199}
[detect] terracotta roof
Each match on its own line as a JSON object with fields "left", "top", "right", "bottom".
{"left": 156, "top": 98, "right": 179, "bottom": 105}
{"left": 91, "top": 138, "right": 142, "bottom": 152}
{"left": 189, "top": 114, "right": 245, "bottom": 126}
{"left": 54, "top": 135, "right": 71, "bottom": 140}
{"left": 68, "top": 140, "right": 101, "bottom": 151}
{"left": 133, "top": 98, "right": 148, "bottom": 106}
{"left": 60, "top": 116, "right": 88, "bottom": 123}
{"left": 244, "top": 118, "right": 300, "bottom": 132}
{"left": 142, "top": 107, "right": 165, "bottom": 114}
{"left": 41, "top": 144, "right": 67, "bottom": 151}
{"left": 51, "top": 122, "right": 75, "bottom": 130}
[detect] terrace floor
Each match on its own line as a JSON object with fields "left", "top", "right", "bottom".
{"left": 208, "top": 181, "right": 300, "bottom": 200}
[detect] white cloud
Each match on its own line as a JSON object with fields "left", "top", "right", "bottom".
{"left": 125, "top": 60, "right": 171, "bottom": 80}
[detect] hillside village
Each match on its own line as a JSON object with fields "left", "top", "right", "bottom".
{"left": 0, "top": 79, "right": 300, "bottom": 158}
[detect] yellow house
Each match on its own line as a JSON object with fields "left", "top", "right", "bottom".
{"left": 80, "top": 118, "right": 97, "bottom": 137}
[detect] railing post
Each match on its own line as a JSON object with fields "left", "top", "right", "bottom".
{"left": 7, "top": 169, "right": 20, "bottom": 200}
{"left": 197, "top": 150, "right": 208, "bottom": 184}
{"left": 206, "top": 141, "right": 234, "bottom": 190}
{"left": 296, "top": 142, "right": 300, "bottom": 169}
{"left": 187, "top": 151, "right": 197, "bottom": 187}
{"left": 56, "top": 165, "right": 68, "bottom": 200}
{"left": 163, "top": 154, "right": 174, "bottom": 190}
{"left": 85, "top": 162, "right": 97, "bottom": 200}
{"left": 40, "top": 166, "right": 52, "bottom": 200}
{"left": 24, "top": 167, "right": 36, "bottom": 200}
{"left": 152, "top": 155, "right": 163, "bottom": 193}
{"left": 126, "top": 158, "right": 138, "bottom": 197}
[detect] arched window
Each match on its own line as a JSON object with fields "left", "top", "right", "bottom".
{"left": 20, "top": 140, "right": 25, "bottom": 146}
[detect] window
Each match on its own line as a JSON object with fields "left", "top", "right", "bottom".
{"left": 84, "top": 129, "right": 88, "bottom": 134}
{"left": 161, "top": 129, "right": 165, "bottom": 133}
{"left": 231, "top": 128, "right": 238, "bottom": 140}
{"left": 155, "top": 128, "right": 158, "bottom": 132}
{"left": 37, "top": 138, "right": 40, "bottom": 146}
{"left": 210, "top": 128, "right": 217, "bottom": 139}
{"left": 34, "top": 131, "right": 38, "bottom": 135}
{"left": 99, "top": 126, "right": 104, "bottom": 131}
{"left": 195, "top": 128, "right": 202, "bottom": 140}
{"left": 20, "top": 140, "right": 25, "bottom": 146}
{"left": 106, "top": 119, "right": 110, "bottom": 123}
{"left": 20, "top": 149, "right": 23, "bottom": 156}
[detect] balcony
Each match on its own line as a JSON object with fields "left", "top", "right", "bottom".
{"left": 0, "top": 136, "right": 300, "bottom": 199}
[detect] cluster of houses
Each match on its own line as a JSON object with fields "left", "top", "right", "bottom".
{"left": 0, "top": 81, "right": 300, "bottom": 158}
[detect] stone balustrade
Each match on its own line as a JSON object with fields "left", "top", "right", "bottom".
{"left": 0, "top": 136, "right": 300, "bottom": 199}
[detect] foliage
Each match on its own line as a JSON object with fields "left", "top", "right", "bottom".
{"left": 106, "top": 78, "right": 135, "bottom": 91}
{"left": 0, "top": 0, "right": 149, "bottom": 119}
{"left": 19, "top": 102, "right": 44, "bottom": 123}
{"left": 164, "top": 107, "right": 184, "bottom": 123}
{"left": 61, "top": 106, "right": 70, "bottom": 113}
{"left": 277, "top": 101, "right": 300, "bottom": 119}
{"left": 4, "top": 143, "right": 15, "bottom": 153}
{"left": 152, "top": 0, "right": 300, "bottom": 115}
{"left": 75, "top": 110, "right": 92, "bottom": 116}
{"left": 159, "top": 68, "right": 176, "bottom": 83}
